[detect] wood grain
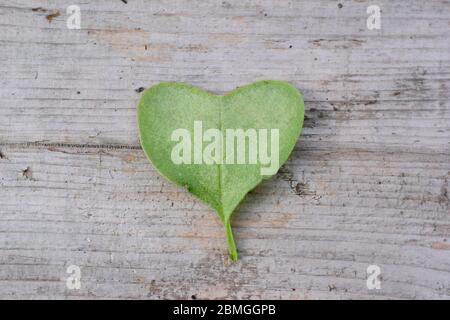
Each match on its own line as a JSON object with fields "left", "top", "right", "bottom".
{"left": 0, "top": 0, "right": 449, "bottom": 299}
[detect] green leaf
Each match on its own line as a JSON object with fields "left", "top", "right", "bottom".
{"left": 137, "top": 80, "right": 304, "bottom": 261}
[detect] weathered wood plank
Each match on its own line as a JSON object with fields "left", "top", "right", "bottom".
{"left": 1, "top": 1, "right": 450, "bottom": 145}
{"left": 0, "top": 0, "right": 450, "bottom": 299}
{"left": 0, "top": 144, "right": 449, "bottom": 299}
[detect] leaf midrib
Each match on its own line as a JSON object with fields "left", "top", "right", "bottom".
{"left": 218, "top": 97, "right": 224, "bottom": 221}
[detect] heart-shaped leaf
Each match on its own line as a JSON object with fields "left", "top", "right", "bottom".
{"left": 137, "top": 80, "right": 304, "bottom": 261}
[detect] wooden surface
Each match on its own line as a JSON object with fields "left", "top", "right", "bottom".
{"left": 0, "top": 0, "right": 449, "bottom": 299}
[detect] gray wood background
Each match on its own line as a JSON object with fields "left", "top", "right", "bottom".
{"left": 0, "top": 0, "right": 449, "bottom": 299}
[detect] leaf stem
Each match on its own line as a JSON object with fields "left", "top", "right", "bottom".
{"left": 225, "top": 219, "right": 238, "bottom": 262}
